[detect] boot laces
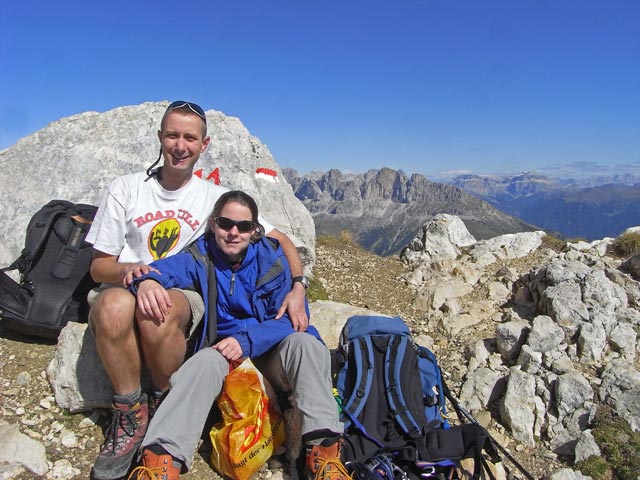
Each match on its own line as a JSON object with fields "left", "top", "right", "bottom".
{"left": 127, "top": 464, "right": 167, "bottom": 480}
{"left": 103, "top": 407, "right": 139, "bottom": 454}
{"left": 313, "top": 457, "right": 353, "bottom": 480}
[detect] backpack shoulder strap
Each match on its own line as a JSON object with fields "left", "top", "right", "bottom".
{"left": 339, "top": 336, "right": 384, "bottom": 449}
{"left": 341, "top": 336, "right": 374, "bottom": 421}
{"left": 417, "top": 345, "right": 450, "bottom": 428}
{"left": 385, "top": 335, "right": 430, "bottom": 460}
{"left": 186, "top": 240, "right": 217, "bottom": 352}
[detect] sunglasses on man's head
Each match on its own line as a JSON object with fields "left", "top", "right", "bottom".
{"left": 213, "top": 216, "right": 256, "bottom": 233}
{"left": 165, "top": 101, "right": 207, "bottom": 123}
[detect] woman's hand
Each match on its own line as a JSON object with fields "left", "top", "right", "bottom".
{"left": 213, "top": 337, "right": 244, "bottom": 362}
{"left": 135, "top": 279, "right": 172, "bottom": 323}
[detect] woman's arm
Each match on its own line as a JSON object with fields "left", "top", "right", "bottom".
{"left": 232, "top": 316, "right": 298, "bottom": 358}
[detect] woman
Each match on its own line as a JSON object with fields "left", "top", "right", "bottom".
{"left": 127, "top": 191, "right": 348, "bottom": 480}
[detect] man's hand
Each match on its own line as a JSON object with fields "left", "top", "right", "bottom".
{"left": 122, "top": 264, "right": 160, "bottom": 288}
{"left": 135, "top": 279, "right": 173, "bottom": 323}
{"left": 213, "top": 337, "right": 243, "bottom": 362}
{"left": 276, "top": 283, "right": 308, "bottom": 331}
{"left": 90, "top": 250, "right": 159, "bottom": 286}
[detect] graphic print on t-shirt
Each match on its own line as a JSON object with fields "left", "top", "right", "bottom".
{"left": 149, "top": 218, "right": 181, "bottom": 260}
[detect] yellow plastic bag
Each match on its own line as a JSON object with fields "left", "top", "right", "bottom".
{"left": 210, "top": 358, "right": 285, "bottom": 480}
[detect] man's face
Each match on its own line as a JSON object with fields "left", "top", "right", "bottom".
{"left": 158, "top": 111, "right": 210, "bottom": 175}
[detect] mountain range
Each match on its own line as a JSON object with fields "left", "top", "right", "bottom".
{"left": 285, "top": 168, "right": 640, "bottom": 255}
{"left": 283, "top": 168, "right": 537, "bottom": 256}
{"left": 451, "top": 172, "right": 640, "bottom": 240}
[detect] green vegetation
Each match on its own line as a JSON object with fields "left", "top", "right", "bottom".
{"left": 317, "top": 230, "right": 360, "bottom": 249}
{"left": 541, "top": 234, "right": 567, "bottom": 252}
{"left": 576, "top": 408, "right": 640, "bottom": 480}
{"left": 306, "top": 276, "right": 328, "bottom": 302}
{"left": 338, "top": 229, "right": 355, "bottom": 245}
{"left": 611, "top": 231, "right": 640, "bottom": 257}
{"left": 576, "top": 456, "right": 611, "bottom": 480}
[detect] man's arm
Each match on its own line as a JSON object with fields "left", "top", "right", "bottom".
{"left": 265, "top": 229, "right": 308, "bottom": 332}
{"left": 90, "top": 250, "right": 157, "bottom": 287}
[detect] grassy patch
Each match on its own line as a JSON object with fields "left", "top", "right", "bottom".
{"left": 612, "top": 231, "right": 640, "bottom": 257}
{"left": 576, "top": 408, "right": 640, "bottom": 480}
{"left": 338, "top": 229, "right": 356, "bottom": 245}
{"left": 541, "top": 234, "right": 566, "bottom": 252}
{"left": 307, "top": 276, "right": 328, "bottom": 302}
{"left": 576, "top": 456, "right": 612, "bottom": 480}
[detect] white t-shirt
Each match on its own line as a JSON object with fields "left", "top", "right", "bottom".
{"left": 86, "top": 171, "right": 274, "bottom": 265}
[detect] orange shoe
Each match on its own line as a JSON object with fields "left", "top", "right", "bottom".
{"left": 305, "top": 437, "right": 352, "bottom": 480}
{"left": 127, "top": 448, "right": 180, "bottom": 480}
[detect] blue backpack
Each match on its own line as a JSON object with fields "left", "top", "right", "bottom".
{"left": 335, "top": 315, "right": 498, "bottom": 479}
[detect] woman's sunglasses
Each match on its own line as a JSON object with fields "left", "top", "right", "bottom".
{"left": 165, "top": 101, "right": 207, "bottom": 123}
{"left": 213, "top": 216, "right": 256, "bottom": 233}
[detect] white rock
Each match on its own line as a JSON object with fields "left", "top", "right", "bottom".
{"left": 45, "top": 459, "right": 81, "bottom": 479}
{"left": 16, "top": 372, "right": 31, "bottom": 385}
{"left": 50, "top": 421, "right": 64, "bottom": 434}
{"left": 0, "top": 422, "right": 48, "bottom": 476}
{"left": 59, "top": 430, "right": 78, "bottom": 449}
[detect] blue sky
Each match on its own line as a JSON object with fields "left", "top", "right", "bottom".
{"left": 1, "top": 0, "right": 639, "bottom": 179}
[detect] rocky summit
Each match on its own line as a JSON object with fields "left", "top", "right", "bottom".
{"left": 1, "top": 215, "right": 639, "bottom": 480}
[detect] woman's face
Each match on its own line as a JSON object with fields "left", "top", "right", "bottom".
{"left": 210, "top": 201, "right": 257, "bottom": 262}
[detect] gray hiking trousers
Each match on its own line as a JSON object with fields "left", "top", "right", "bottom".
{"left": 141, "top": 332, "right": 342, "bottom": 468}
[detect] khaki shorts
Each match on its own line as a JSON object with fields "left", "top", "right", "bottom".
{"left": 88, "top": 285, "right": 205, "bottom": 339}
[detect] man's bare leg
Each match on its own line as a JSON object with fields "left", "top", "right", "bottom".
{"left": 90, "top": 287, "right": 149, "bottom": 480}
{"left": 136, "top": 289, "right": 192, "bottom": 392}
{"left": 90, "top": 287, "right": 142, "bottom": 395}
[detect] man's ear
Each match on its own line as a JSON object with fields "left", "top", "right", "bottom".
{"left": 157, "top": 129, "right": 163, "bottom": 142}
{"left": 201, "top": 136, "right": 211, "bottom": 152}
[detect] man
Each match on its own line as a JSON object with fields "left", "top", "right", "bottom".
{"left": 87, "top": 101, "right": 309, "bottom": 480}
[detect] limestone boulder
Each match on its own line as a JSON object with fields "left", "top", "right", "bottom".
{"left": 0, "top": 102, "right": 315, "bottom": 270}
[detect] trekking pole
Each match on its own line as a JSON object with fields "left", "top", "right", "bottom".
{"left": 442, "top": 384, "right": 536, "bottom": 480}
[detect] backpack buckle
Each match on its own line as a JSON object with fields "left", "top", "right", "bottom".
{"left": 423, "top": 395, "right": 437, "bottom": 407}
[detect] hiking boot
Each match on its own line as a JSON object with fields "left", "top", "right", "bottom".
{"left": 127, "top": 449, "right": 180, "bottom": 480}
{"left": 91, "top": 394, "right": 149, "bottom": 480}
{"left": 305, "top": 437, "right": 351, "bottom": 480}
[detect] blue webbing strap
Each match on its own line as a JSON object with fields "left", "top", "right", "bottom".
{"left": 342, "top": 336, "right": 384, "bottom": 449}
{"left": 385, "top": 336, "right": 430, "bottom": 461}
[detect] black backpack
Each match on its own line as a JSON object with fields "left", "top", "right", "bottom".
{"left": 335, "top": 315, "right": 502, "bottom": 480}
{"left": 0, "top": 200, "right": 98, "bottom": 339}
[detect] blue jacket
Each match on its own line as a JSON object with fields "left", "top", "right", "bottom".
{"left": 130, "top": 233, "right": 320, "bottom": 356}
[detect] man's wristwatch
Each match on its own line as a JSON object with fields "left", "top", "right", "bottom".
{"left": 292, "top": 275, "right": 310, "bottom": 289}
